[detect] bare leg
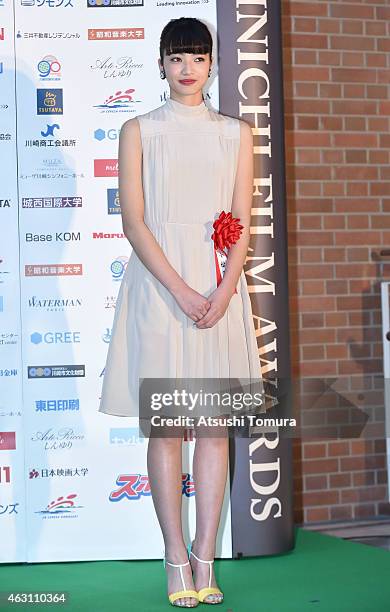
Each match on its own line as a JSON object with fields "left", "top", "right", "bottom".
{"left": 190, "top": 425, "right": 229, "bottom": 603}
{"left": 147, "top": 425, "right": 198, "bottom": 607}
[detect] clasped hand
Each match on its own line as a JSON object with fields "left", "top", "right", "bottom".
{"left": 173, "top": 283, "right": 234, "bottom": 329}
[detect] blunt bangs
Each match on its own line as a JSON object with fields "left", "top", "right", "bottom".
{"left": 160, "top": 17, "right": 213, "bottom": 61}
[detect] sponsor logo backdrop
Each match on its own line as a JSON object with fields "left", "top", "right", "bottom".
{"left": 0, "top": 0, "right": 236, "bottom": 563}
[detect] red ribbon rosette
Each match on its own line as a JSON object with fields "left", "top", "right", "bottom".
{"left": 211, "top": 211, "right": 244, "bottom": 293}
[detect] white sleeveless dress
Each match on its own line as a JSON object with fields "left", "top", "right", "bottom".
{"left": 98, "top": 96, "right": 263, "bottom": 418}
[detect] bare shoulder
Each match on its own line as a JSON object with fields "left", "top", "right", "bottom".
{"left": 237, "top": 118, "right": 253, "bottom": 139}
{"left": 120, "top": 116, "right": 140, "bottom": 138}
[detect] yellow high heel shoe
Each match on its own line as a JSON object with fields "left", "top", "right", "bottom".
{"left": 163, "top": 553, "right": 199, "bottom": 607}
{"left": 187, "top": 542, "right": 224, "bottom": 605}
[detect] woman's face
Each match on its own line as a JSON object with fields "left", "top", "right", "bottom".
{"left": 159, "top": 51, "right": 211, "bottom": 97}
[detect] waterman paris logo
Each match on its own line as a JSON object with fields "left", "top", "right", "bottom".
{"left": 22, "top": 196, "right": 82, "bottom": 208}
{"left": 37, "top": 89, "right": 63, "bottom": 115}
{"left": 28, "top": 296, "right": 82, "bottom": 311}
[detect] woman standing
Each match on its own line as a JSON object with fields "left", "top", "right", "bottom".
{"left": 99, "top": 16, "right": 263, "bottom": 607}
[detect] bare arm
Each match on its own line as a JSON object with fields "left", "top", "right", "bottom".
{"left": 119, "top": 118, "right": 186, "bottom": 295}
{"left": 195, "top": 119, "right": 254, "bottom": 329}
{"left": 119, "top": 118, "right": 210, "bottom": 322}
{"left": 218, "top": 119, "right": 254, "bottom": 294}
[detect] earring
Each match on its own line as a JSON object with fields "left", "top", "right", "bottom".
{"left": 160, "top": 70, "right": 166, "bottom": 79}
{"left": 208, "top": 69, "right": 211, "bottom": 77}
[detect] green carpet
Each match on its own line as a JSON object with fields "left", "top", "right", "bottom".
{"left": 1, "top": 527, "right": 390, "bottom": 611}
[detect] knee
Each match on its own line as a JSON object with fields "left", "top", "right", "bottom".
{"left": 194, "top": 424, "right": 229, "bottom": 441}
{"left": 149, "top": 424, "right": 186, "bottom": 443}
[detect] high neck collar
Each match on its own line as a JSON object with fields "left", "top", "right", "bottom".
{"left": 165, "top": 96, "right": 209, "bottom": 117}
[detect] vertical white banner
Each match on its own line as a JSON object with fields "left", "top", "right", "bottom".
{"left": 3, "top": 0, "right": 231, "bottom": 562}
{"left": 0, "top": 0, "right": 26, "bottom": 563}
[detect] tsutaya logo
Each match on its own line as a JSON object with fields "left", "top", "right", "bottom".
{"left": 107, "top": 188, "right": 121, "bottom": 214}
{"left": 94, "top": 159, "right": 118, "bottom": 177}
{"left": 37, "top": 89, "right": 63, "bottom": 115}
{"left": 25, "top": 263, "right": 83, "bottom": 277}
